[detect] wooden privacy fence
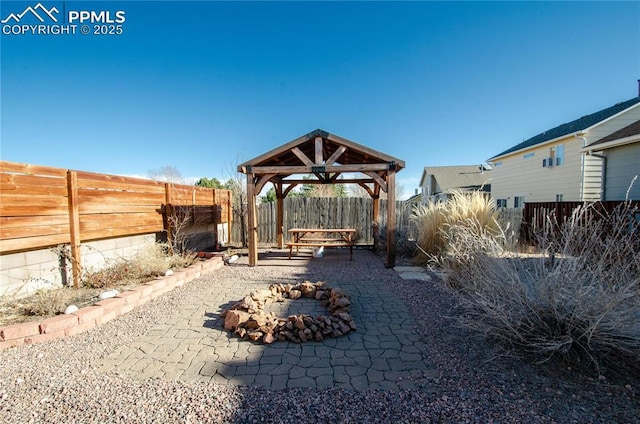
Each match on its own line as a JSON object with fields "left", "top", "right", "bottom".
{"left": 233, "top": 197, "right": 415, "bottom": 246}
{"left": 232, "top": 198, "right": 529, "bottom": 250}
{"left": 245, "top": 199, "right": 638, "bottom": 248}
{"left": 0, "top": 160, "right": 232, "bottom": 286}
{"left": 520, "top": 201, "right": 640, "bottom": 243}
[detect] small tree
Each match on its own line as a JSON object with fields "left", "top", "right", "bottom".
{"left": 224, "top": 175, "right": 248, "bottom": 248}
{"left": 261, "top": 187, "right": 276, "bottom": 203}
{"left": 147, "top": 166, "right": 184, "bottom": 184}
{"left": 165, "top": 205, "right": 193, "bottom": 254}
{"left": 195, "top": 177, "right": 224, "bottom": 189}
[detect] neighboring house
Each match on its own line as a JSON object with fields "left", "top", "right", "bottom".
{"left": 418, "top": 165, "right": 491, "bottom": 203}
{"left": 488, "top": 95, "right": 640, "bottom": 207}
{"left": 405, "top": 189, "right": 422, "bottom": 205}
{"left": 583, "top": 120, "right": 640, "bottom": 200}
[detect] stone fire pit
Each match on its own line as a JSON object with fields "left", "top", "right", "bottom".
{"left": 221, "top": 281, "right": 356, "bottom": 344}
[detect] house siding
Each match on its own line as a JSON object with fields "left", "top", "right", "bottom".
{"left": 581, "top": 154, "right": 604, "bottom": 201}
{"left": 582, "top": 105, "right": 640, "bottom": 200}
{"left": 491, "top": 103, "right": 640, "bottom": 203}
{"left": 490, "top": 136, "right": 583, "bottom": 202}
{"left": 581, "top": 155, "right": 603, "bottom": 200}
{"left": 604, "top": 143, "right": 640, "bottom": 200}
{"left": 585, "top": 105, "right": 640, "bottom": 145}
{"left": 419, "top": 167, "right": 489, "bottom": 204}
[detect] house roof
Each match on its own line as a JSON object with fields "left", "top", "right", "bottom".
{"left": 420, "top": 165, "right": 491, "bottom": 194}
{"left": 589, "top": 119, "right": 640, "bottom": 147}
{"left": 490, "top": 97, "right": 640, "bottom": 160}
{"left": 406, "top": 192, "right": 422, "bottom": 203}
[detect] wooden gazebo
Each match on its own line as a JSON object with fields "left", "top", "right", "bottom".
{"left": 237, "top": 129, "right": 405, "bottom": 267}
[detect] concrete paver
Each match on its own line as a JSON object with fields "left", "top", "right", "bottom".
{"left": 98, "top": 249, "right": 440, "bottom": 391}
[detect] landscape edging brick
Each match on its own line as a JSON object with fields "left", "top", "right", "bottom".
{"left": 0, "top": 256, "right": 222, "bottom": 350}
{"left": 1, "top": 321, "right": 41, "bottom": 341}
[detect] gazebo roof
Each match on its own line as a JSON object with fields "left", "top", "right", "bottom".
{"left": 237, "top": 129, "right": 404, "bottom": 268}
{"left": 238, "top": 129, "right": 405, "bottom": 177}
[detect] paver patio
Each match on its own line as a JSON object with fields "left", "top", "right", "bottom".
{"left": 98, "top": 248, "right": 439, "bottom": 391}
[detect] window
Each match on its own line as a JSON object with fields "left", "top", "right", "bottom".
{"left": 523, "top": 152, "right": 535, "bottom": 159}
{"left": 556, "top": 194, "right": 563, "bottom": 202}
{"left": 550, "top": 144, "right": 564, "bottom": 166}
{"left": 496, "top": 199, "right": 507, "bottom": 208}
{"left": 514, "top": 196, "right": 525, "bottom": 208}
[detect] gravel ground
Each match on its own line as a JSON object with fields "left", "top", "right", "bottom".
{"left": 1, "top": 252, "right": 638, "bottom": 423}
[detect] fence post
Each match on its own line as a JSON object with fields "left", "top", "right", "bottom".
{"left": 164, "top": 183, "right": 173, "bottom": 253}
{"left": 212, "top": 188, "right": 218, "bottom": 247}
{"left": 227, "top": 190, "right": 233, "bottom": 244}
{"left": 66, "top": 170, "right": 82, "bottom": 288}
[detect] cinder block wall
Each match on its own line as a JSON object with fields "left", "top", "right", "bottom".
{"left": 0, "top": 249, "right": 63, "bottom": 297}
{"left": 0, "top": 234, "right": 157, "bottom": 299}
{"left": 81, "top": 234, "right": 156, "bottom": 272}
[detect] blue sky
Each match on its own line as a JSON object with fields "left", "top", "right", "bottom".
{"left": 1, "top": 1, "right": 639, "bottom": 199}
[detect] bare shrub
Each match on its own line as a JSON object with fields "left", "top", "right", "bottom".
{"left": 373, "top": 222, "right": 417, "bottom": 260}
{"left": 82, "top": 262, "right": 131, "bottom": 289}
{"left": 1, "top": 243, "right": 197, "bottom": 325}
{"left": 411, "top": 201, "right": 447, "bottom": 263}
{"left": 82, "top": 243, "right": 196, "bottom": 289}
{"left": 373, "top": 201, "right": 416, "bottom": 260}
{"left": 21, "top": 288, "right": 70, "bottom": 317}
{"left": 444, "top": 202, "right": 640, "bottom": 373}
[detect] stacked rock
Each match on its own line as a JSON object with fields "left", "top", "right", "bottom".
{"left": 221, "top": 281, "right": 356, "bottom": 344}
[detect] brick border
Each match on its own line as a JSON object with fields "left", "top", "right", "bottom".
{"left": 0, "top": 256, "right": 224, "bottom": 350}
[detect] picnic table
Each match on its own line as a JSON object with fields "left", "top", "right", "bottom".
{"left": 286, "top": 228, "right": 356, "bottom": 260}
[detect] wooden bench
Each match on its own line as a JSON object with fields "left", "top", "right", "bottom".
{"left": 286, "top": 228, "right": 355, "bottom": 260}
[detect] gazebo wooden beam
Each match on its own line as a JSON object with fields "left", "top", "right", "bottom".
{"left": 357, "top": 182, "right": 374, "bottom": 197}
{"left": 312, "top": 173, "right": 327, "bottom": 183}
{"left": 275, "top": 182, "right": 284, "bottom": 248}
{"left": 372, "top": 184, "right": 381, "bottom": 252}
{"left": 291, "top": 147, "right": 314, "bottom": 166}
{"left": 280, "top": 178, "right": 375, "bottom": 185}
{"left": 315, "top": 137, "right": 323, "bottom": 164}
{"left": 282, "top": 183, "right": 299, "bottom": 198}
{"left": 244, "top": 163, "right": 390, "bottom": 174}
{"left": 255, "top": 173, "right": 276, "bottom": 194}
{"left": 385, "top": 168, "right": 396, "bottom": 268}
{"left": 364, "top": 171, "right": 388, "bottom": 193}
{"left": 326, "top": 146, "right": 347, "bottom": 165}
{"left": 246, "top": 173, "right": 258, "bottom": 266}
{"left": 328, "top": 172, "right": 341, "bottom": 183}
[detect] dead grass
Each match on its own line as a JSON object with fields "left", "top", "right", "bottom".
{"left": 0, "top": 243, "right": 197, "bottom": 326}
{"left": 412, "top": 190, "right": 504, "bottom": 264}
{"left": 442, "top": 201, "right": 640, "bottom": 374}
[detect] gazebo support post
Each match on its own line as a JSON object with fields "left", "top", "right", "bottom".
{"left": 385, "top": 168, "right": 396, "bottom": 268}
{"left": 371, "top": 185, "right": 380, "bottom": 251}
{"left": 275, "top": 182, "right": 284, "bottom": 248}
{"left": 247, "top": 173, "right": 258, "bottom": 266}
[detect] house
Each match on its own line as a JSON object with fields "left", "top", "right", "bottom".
{"left": 488, "top": 93, "right": 640, "bottom": 207}
{"left": 405, "top": 189, "right": 422, "bottom": 204}
{"left": 583, "top": 119, "right": 640, "bottom": 200}
{"left": 418, "top": 165, "right": 491, "bottom": 203}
